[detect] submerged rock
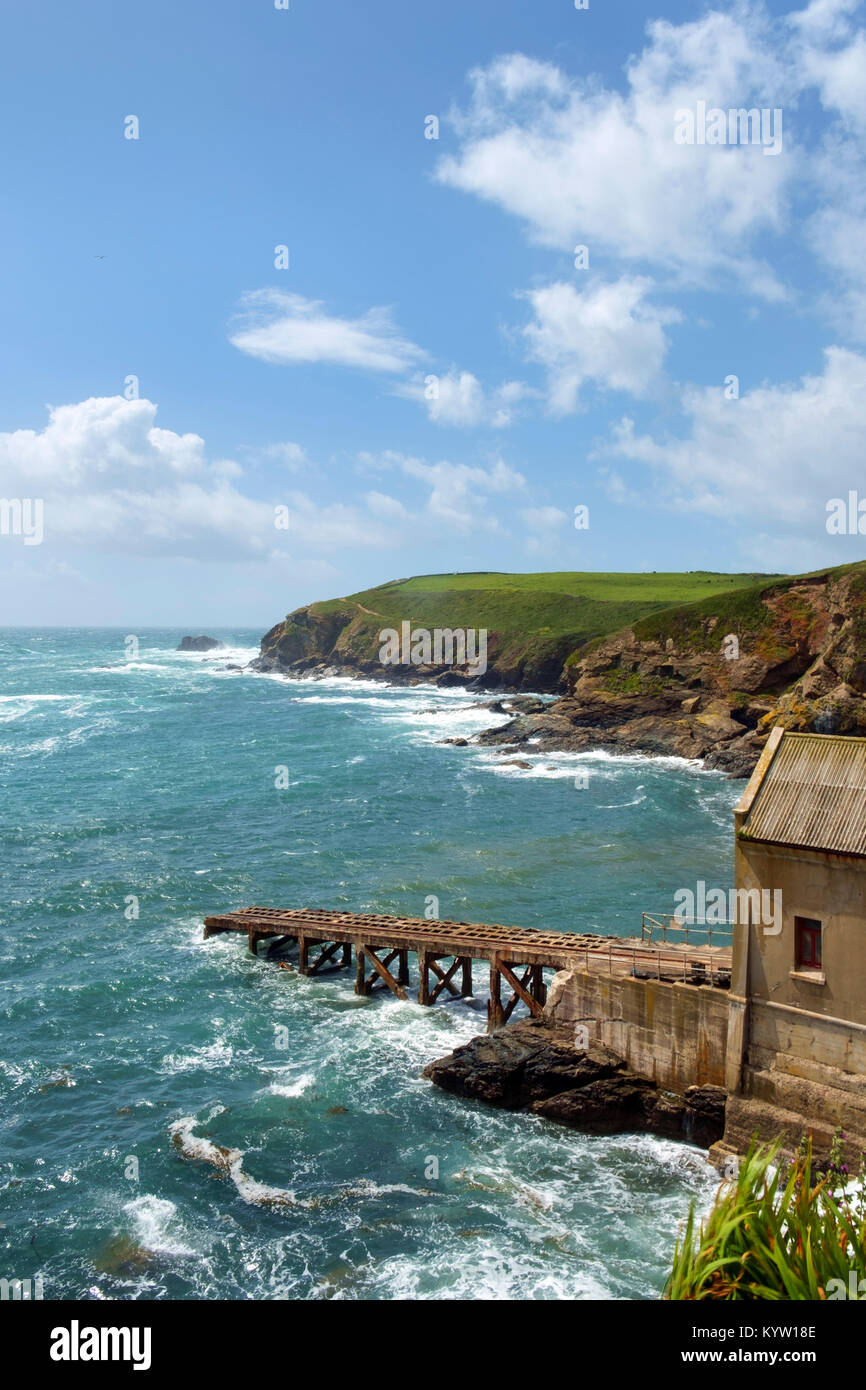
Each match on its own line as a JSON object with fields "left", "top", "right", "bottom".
{"left": 424, "top": 1018, "right": 726, "bottom": 1147}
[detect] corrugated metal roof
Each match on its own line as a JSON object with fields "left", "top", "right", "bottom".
{"left": 740, "top": 731, "right": 866, "bottom": 857}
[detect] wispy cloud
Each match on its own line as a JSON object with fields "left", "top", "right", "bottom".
{"left": 230, "top": 290, "right": 426, "bottom": 374}
{"left": 598, "top": 346, "right": 866, "bottom": 534}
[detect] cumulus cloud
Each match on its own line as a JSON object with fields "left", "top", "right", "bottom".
{"left": 520, "top": 278, "right": 678, "bottom": 413}
{"left": 395, "top": 369, "right": 533, "bottom": 427}
{"left": 0, "top": 396, "right": 398, "bottom": 562}
{"left": 230, "top": 290, "right": 426, "bottom": 374}
{"left": 0, "top": 397, "right": 281, "bottom": 560}
{"left": 436, "top": 23, "right": 793, "bottom": 295}
{"left": 599, "top": 346, "right": 866, "bottom": 532}
{"left": 435, "top": 4, "right": 866, "bottom": 322}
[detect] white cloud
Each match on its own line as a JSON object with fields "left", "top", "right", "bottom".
{"left": 0, "top": 397, "right": 282, "bottom": 560}
{"left": 365, "top": 490, "right": 411, "bottom": 521}
{"left": 436, "top": 4, "right": 866, "bottom": 340}
{"left": 256, "top": 441, "right": 309, "bottom": 470}
{"left": 520, "top": 277, "right": 678, "bottom": 413}
{"left": 789, "top": 0, "right": 861, "bottom": 40}
{"left": 599, "top": 346, "right": 866, "bottom": 531}
{"left": 395, "top": 369, "right": 533, "bottom": 427}
{"left": 521, "top": 504, "right": 570, "bottom": 554}
{"left": 282, "top": 491, "right": 405, "bottom": 550}
{"left": 436, "top": 22, "right": 793, "bottom": 295}
{"left": 0, "top": 396, "right": 404, "bottom": 563}
{"left": 396, "top": 454, "right": 526, "bottom": 532}
{"left": 522, "top": 505, "right": 569, "bottom": 529}
{"left": 230, "top": 290, "right": 426, "bottom": 374}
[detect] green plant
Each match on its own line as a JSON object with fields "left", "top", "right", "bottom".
{"left": 664, "top": 1138, "right": 866, "bottom": 1300}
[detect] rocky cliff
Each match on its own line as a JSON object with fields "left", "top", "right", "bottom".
{"left": 474, "top": 565, "right": 866, "bottom": 777}
{"left": 251, "top": 563, "right": 866, "bottom": 775}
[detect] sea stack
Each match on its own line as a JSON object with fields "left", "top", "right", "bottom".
{"left": 177, "top": 635, "right": 226, "bottom": 652}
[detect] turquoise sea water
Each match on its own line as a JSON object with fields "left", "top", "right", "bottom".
{"left": 0, "top": 629, "right": 738, "bottom": 1300}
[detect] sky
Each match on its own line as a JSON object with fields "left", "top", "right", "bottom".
{"left": 2, "top": 0, "right": 866, "bottom": 625}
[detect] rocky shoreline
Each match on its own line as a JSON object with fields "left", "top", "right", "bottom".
{"left": 454, "top": 569, "right": 866, "bottom": 778}
{"left": 250, "top": 568, "right": 866, "bottom": 779}
{"left": 423, "top": 1018, "right": 726, "bottom": 1148}
{"left": 469, "top": 690, "right": 764, "bottom": 779}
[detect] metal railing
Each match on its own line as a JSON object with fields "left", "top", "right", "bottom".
{"left": 572, "top": 936, "right": 731, "bottom": 986}
{"left": 641, "top": 912, "right": 734, "bottom": 948}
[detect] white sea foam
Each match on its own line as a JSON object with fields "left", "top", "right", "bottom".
{"left": 294, "top": 694, "right": 407, "bottom": 708}
{"left": 123, "top": 1194, "right": 198, "bottom": 1258}
{"left": 0, "top": 693, "right": 96, "bottom": 724}
{"left": 170, "top": 1116, "right": 312, "bottom": 1208}
{"left": 0, "top": 693, "right": 77, "bottom": 701}
{"left": 265, "top": 1070, "right": 316, "bottom": 1099}
{"left": 159, "top": 1041, "right": 234, "bottom": 1074}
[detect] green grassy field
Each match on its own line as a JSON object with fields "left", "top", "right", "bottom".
{"left": 369, "top": 571, "right": 777, "bottom": 602}
{"left": 287, "top": 569, "right": 787, "bottom": 687}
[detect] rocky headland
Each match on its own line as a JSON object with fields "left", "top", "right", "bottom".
{"left": 477, "top": 567, "right": 866, "bottom": 777}
{"left": 251, "top": 563, "right": 866, "bottom": 777}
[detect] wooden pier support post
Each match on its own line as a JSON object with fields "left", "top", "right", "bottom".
{"left": 397, "top": 949, "right": 410, "bottom": 986}
{"left": 248, "top": 929, "right": 264, "bottom": 956}
{"left": 298, "top": 936, "right": 309, "bottom": 975}
{"left": 488, "top": 955, "right": 504, "bottom": 1031}
{"left": 530, "top": 964, "right": 547, "bottom": 1008}
{"left": 355, "top": 944, "right": 366, "bottom": 995}
{"left": 418, "top": 949, "right": 431, "bottom": 1006}
{"left": 341, "top": 942, "right": 352, "bottom": 969}
{"left": 362, "top": 947, "right": 408, "bottom": 1000}
{"left": 461, "top": 957, "right": 473, "bottom": 996}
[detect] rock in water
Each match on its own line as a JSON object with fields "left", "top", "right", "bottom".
{"left": 177, "top": 635, "right": 226, "bottom": 652}
{"left": 423, "top": 1018, "right": 726, "bottom": 1146}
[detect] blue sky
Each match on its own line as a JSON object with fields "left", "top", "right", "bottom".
{"left": 2, "top": 0, "right": 866, "bottom": 624}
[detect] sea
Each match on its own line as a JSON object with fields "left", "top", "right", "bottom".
{"left": 0, "top": 628, "right": 739, "bottom": 1301}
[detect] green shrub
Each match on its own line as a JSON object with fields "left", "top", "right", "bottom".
{"left": 665, "top": 1136, "right": 866, "bottom": 1300}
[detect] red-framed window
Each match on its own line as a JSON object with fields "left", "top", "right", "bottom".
{"left": 795, "top": 917, "right": 822, "bottom": 971}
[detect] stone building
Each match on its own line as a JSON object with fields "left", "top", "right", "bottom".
{"left": 716, "top": 726, "right": 866, "bottom": 1161}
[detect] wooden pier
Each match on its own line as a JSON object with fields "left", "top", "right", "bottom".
{"left": 203, "top": 906, "right": 732, "bottom": 1031}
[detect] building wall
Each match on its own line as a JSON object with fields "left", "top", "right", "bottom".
{"left": 545, "top": 966, "right": 729, "bottom": 1092}
{"left": 714, "top": 828, "right": 866, "bottom": 1161}
{"left": 733, "top": 835, "right": 866, "bottom": 1026}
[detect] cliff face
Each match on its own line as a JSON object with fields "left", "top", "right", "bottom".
{"left": 253, "top": 600, "right": 588, "bottom": 691}
{"left": 475, "top": 568, "right": 866, "bottom": 777}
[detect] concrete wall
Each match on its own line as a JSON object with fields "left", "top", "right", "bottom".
{"left": 714, "top": 834, "right": 866, "bottom": 1161}
{"left": 545, "top": 966, "right": 729, "bottom": 1093}
{"left": 734, "top": 837, "right": 866, "bottom": 1024}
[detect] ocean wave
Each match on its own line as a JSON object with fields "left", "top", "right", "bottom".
{"left": 0, "top": 693, "right": 96, "bottom": 724}
{"left": 85, "top": 661, "right": 174, "bottom": 674}
{"left": 294, "top": 695, "right": 407, "bottom": 708}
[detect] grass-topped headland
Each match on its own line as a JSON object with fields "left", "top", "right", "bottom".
{"left": 256, "top": 569, "right": 783, "bottom": 691}
{"left": 253, "top": 561, "right": 866, "bottom": 772}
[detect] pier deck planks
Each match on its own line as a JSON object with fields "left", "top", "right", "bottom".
{"left": 204, "top": 906, "right": 732, "bottom": 1030}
